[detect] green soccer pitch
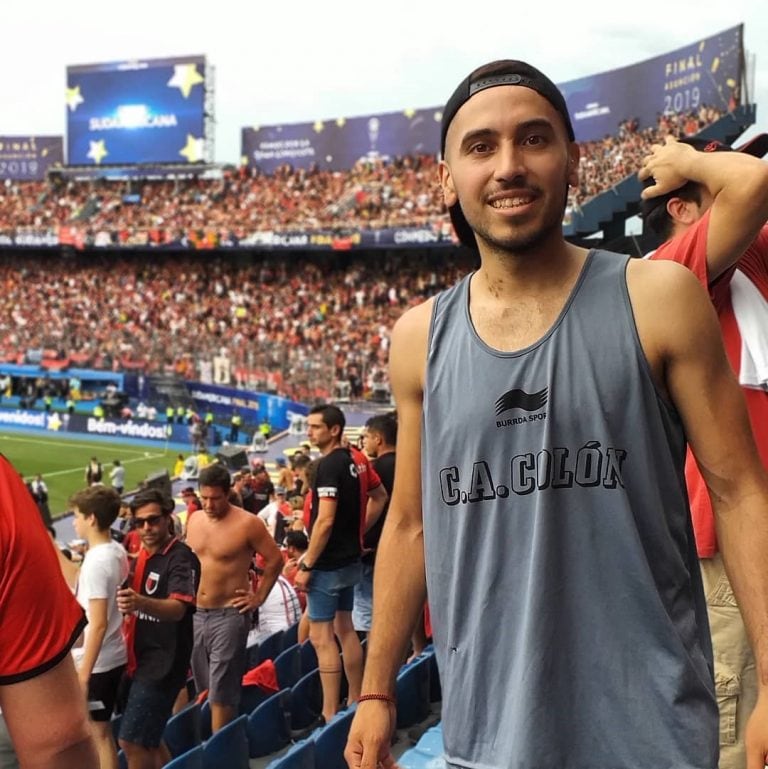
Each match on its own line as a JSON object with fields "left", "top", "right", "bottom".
{"left": 1, "top": 433, "right": 178, "bottom": 517}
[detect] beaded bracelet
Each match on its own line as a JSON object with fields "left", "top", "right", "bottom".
{"left": 357, "top": 693, "right": 397, "bottom": 705}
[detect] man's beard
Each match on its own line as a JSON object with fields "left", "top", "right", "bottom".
{"left": 469, "top": 180, "right": 569, "bottom": 256}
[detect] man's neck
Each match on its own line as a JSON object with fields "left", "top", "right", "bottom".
{"left": 144, "top": 535, "right": 172, "bottom": 556}
{"left": 87, "top": 529, "right": 113, "bottom": 548}
{"left": 377, "top": 447, "right": 395, "bottom": 457}
{"left": 320, "top": 441, "right": 342, "bottom": 457}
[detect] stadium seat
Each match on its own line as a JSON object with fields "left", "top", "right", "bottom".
{"left": 238, "top": 683, "right": 271, "bottom": 716}
{"left": 265, "top": 737, "right": 316, "bottom": 769}
{"left": 111, "top": 713, "right": 122, "bottom": 745}
{"left": 257, "top": 628, "right": 285, "bottom": 664}
{"left": 299, "top": 639, "right": 318, "bottom": 675}
{"left": 283, "top": 619, "right": 299, "bottom": 649}
{"left": 313, "top": 706, "right": 356, "bottom": 769}
{"left": 199, "top": 698, "right": 212, "bottom": 741}
{"left": 274, "top": 643, "right": 302, "bottom": 689}
{"left": 118, "top": 749, "right": 127, "bottom": 769}
{"left": 396, "top": 724, "right": 445, "bottom": 769}
{"left": 202, "top": 713, "right": 249, "bottom": 769}
{"left": 395, "top": 654, "right": 431, "bottom": 728}
{"left": 162, "top": 744, "right": 204, "bottom": 769}
{"left": 246, "top": 688, "right": 291, "bottom": 757}
{"left": 163, "top": 701, "right": 202, "bottom": 758}
{"left": 289, "top": 668, "right": 322, "bottom": 730}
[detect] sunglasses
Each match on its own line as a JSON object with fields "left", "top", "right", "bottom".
{"left": 133, "top": 514, "right": 164, "bottom": 528}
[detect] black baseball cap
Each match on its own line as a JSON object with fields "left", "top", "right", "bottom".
{"left": 641, "top": 133, "right": 768, "bottom": 224}
{"left": 441, "top": 60, "right": 575, "bottom": 250}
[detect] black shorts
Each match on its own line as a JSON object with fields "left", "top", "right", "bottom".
{"left": 88, "top": 664, "right": 126, "bottom": 722}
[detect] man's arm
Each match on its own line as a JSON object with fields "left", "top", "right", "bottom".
{"left": 116, "top": 589, "right": 188, "bottom": 621}
{"left": 640, "top": 136, "right": 768, "bottom": 280}
{"left": 294, "top": 497, "right": 337, "bottom": 593}
{"left": 0, "top": 655, "right": 98, "bottom": 769}
{"left": 233, "top": 516, "right": 282, "bottom": 613}
{"left": 345, "top": 300, "right": 432, "bottom": 769}
{"left": 630, "top": 259, "right": 768, "bottom": 769}
{"left": 363, "top": 483, "right": 388, "bottom": 532}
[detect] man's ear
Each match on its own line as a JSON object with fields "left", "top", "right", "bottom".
{"left": 666, "top": 196, "right": 700, "bottom": 227}
{"left": 438, "top": 161, "right": 457, "bottom": 208}
{"left": 567, "top": 142, "right": 580, "bottom": 189}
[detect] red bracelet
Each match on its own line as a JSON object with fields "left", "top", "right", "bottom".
{"left": 357, "top": 693, "right": 396, "bottom": 705}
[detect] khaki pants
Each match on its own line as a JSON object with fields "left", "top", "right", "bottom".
{"left": 700, "top": 553, "right": 757, "bottom": 769}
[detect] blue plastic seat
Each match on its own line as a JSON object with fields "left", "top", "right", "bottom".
{"left": 265, "top": 738, "right": 316, "bottom": 769}
{"left": 299, "top": 639, "right": 318, "bottom": 675}
{"left": 163, "top": 702, "right": 201, "bottom": 758}
{"left": 162, "top": 744, "right": 204, "bottom": 769}
{"left": 274, "top": 643, "right": 302, "bottom": 689}
{"left": 202, "top": 713, "right": 249, "bottom": 769}
{"left": 246, "top": 688, "right": 291, "bottom": 757}
{"left": 313, "top": 707, "right": 356, "bottom": 769}
{"left": 283, "top": 619, "right": 300, "bottom": 649}
{"left": 199, "top": 698, "right": 212, "bottom": 741}
{"left": 395, "top": 654, "right": 431, "bottom": 728}
{"left": 289, "top": 668, "right": 322, "bottom": 730}
{"left": 257, "top": 628, "right": 285, "bottom": 664}
{"left": 238, "top": 682, "right": 271, "bottom": 716}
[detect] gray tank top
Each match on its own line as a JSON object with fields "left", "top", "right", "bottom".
{"left": 422, "top": 250, "right": 717, "bottom": 769}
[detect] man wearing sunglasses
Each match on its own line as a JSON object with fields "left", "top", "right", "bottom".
{"left": 116, "top": 488, "right": 200, "bottom": 769}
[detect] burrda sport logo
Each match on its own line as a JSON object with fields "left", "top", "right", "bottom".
{"left": 494, "top": 386, "right": 548, "bottom": 428}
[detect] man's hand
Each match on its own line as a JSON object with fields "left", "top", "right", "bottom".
{"left": 294, "top": 568, "right": 311, "bottom": 592}
{"left": 745, "top": 689, "right": 768, "bottom": 769}
{"left": 639, "top": 135, "right": 696, "bottom": 199}
{"left": 344, "top": 700, "right": 398, "bottom": 769}
{"left": 116, "top": 588, "right": 141, "bottom": 615}
{"left": 231, "top": 588, "right": 259, "bottom": 614}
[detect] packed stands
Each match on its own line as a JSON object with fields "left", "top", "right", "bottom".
{"left": 0, "top": 108, "right": 724, "bottom": 249}
{"left": 0, "top": 251, "right": 475, "bottom": 402}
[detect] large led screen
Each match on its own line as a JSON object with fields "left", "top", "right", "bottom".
{"left": 66, "top": 55, "right": 207, "bottom": 165}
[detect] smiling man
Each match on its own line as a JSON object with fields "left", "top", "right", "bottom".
{"left": 345, "top": 60, "right": 768, "bottom": 769}
{"left": 185, "top": 462, "right": 282, "bottom": 732}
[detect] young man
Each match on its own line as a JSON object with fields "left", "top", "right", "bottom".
{"left": 185, "top": 463, "right": 282, "bottom": 732}
{"left": 353, "top": 413, "right": 397, "bottom": 634}
{"left": 294, "top": 404, "right": 387, "bottom": 724}
{"left": 71, "top": 485, "right": 130, "bottom": 769}
{"left": 641, "top": 133, "right": 768, "bottom": 769}
{"left": 117, "top": 488, "right": 200, "bottom": 769}
{"left": 345, "top": 60, "right": 768, "bottom": 769}
{"left": 0, "top": 455, "right": 98, "bottom": 769}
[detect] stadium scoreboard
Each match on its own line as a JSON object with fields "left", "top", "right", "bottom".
{"left": 66, "top": 55, "right": 209, "bottom": 166}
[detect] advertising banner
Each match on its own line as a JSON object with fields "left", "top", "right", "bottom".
{"left": 0, "top": 136, "right": 63, "bottom": 180}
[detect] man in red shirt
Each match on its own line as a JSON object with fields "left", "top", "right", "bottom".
{"left": 0, "top": 454, "right": 98, "bottom": 769}
{"left": 641, "top": 133, "right": 768, "bottom": 769}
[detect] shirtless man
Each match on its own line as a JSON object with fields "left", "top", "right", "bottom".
{"left": 185, "top": 462, "right": 282, "bottom": 731}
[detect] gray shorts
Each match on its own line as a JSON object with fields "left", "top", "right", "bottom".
{"left": 190, "top": 607, "right": 250, "bottom": 707}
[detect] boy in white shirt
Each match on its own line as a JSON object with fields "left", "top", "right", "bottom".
{"left": 71, "top": 486, "right": 129, "bottom": 769}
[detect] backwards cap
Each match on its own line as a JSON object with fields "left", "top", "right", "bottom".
{"left": 642, "top": 133, "right": 768, "bottom": 224}
{"left": 441, "top": 60, "right": 575, "bottom": 250}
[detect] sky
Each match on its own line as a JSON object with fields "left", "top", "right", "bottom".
{"left": 2, "top": 0, "right": 767, "bottom": 164}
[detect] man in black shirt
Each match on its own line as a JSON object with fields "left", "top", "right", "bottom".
{"left": 294, "top": 405, "right": 386, "bottom": 724}
{"left": 353, "top": 413, "right": 397, "bottom": 634}
{"left": 117, "top": 488, "right": 200, "bottom": 769}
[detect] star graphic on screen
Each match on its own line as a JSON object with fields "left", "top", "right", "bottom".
{"left": 313, "top": 121, "right": 324, "bottom": 134}
{"left": 87, "top": 140, "right": 108, "bottom": 164}
{"left": 167, "top": 64, "right": 205, "bottom": 98}
{"left": 335, "top": 117, "right": 346, "bottom": 128}
{"left": 66, "top": 85, "right": 84, "bottom": 112}
{"left": 179, "top": 134, "right": 205, "bottom": 163}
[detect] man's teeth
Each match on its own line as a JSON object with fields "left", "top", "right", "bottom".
{"left": 491, "top": 197, "right": 532, "bottom": 208}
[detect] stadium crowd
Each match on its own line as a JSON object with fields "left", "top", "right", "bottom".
{"left": 0, "top": 108, "right": 724, "bottom": 248}
{"left": 0, "top": 251, "right": 474, "bottom": 403}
